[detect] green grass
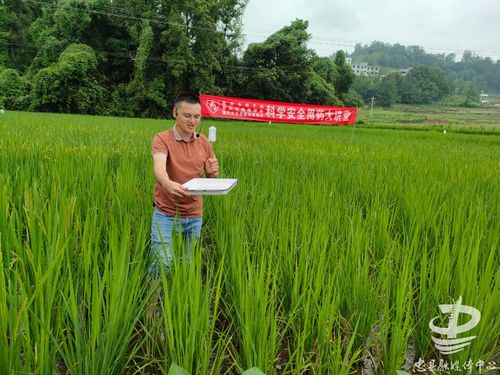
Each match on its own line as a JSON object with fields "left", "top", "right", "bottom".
{"left": 357, "top": 104, "right": 500, "bottom": 134}
{"left": 0, "top": 109, "right": 498, "bottom": 374}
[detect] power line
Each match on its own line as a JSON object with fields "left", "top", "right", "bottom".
{"left": 244, "top": 30, "right": 500, "bottom": 58}
{"left": 1, "top": 40, "right": 315, "bottom": 74}
{"left": 19, "top": 0, "right": 500, "bottom": 59}
{"left": 23, "top": 0, "right": 237, "bottom": 34}
{"left": 11, "top": 0, "right": 500, "bottom": 60}
{"left": 242, "top": 27, "right": 500, "bottom": 58}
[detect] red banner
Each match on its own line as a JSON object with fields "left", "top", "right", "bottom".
{"left": 200, "top": 94, "right": 357, "bottom": 125}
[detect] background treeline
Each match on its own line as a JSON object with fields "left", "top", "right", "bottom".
{"left": 0, "top": 0, "right": 358, "bottom": 117}
{"left": 351, "top": 65, "right": 452, "bottom": 107}
{"left": 349, "top": 41, "right": 500, "bottom": 93}
{"left": 0, "top": 1, "right": 498, "bottom": 116}
{"left": 348, "top": 41, "right": 500, "bottom": 107}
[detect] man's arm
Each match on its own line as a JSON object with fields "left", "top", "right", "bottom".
{"left": 152, "top": 153, "right": 188, "bottom": 198}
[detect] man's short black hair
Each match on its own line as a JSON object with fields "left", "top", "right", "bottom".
{"left": 174, "top": 91, "right": 200, "bottom": 108}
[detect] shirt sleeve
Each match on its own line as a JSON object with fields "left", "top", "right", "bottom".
{"left": 151, "top": 134, "right": 168, "bottom": 156}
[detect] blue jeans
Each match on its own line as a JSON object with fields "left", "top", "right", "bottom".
{"left": 149, "top": 207, "right": 202, "bottom": 275}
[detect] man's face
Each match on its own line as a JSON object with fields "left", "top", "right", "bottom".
{"left": 174, "top": 102, "right": 202, "bottom": 137}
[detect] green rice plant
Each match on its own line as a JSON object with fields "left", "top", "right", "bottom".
{"left": 222, "top": 232, "right": 280, "bottom": 372}
{"left": 152, "top": 236, "right": 228, "bottom": 374}
{"left": 57, "top": 215, "right": 149, "bottom": 374}
{"left": 0, "top": 110, "right": 498, "bottom": 374}
{"left": 378, "top": 240, "right": 415, "bottom": 373}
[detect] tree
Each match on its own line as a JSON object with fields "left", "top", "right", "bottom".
{"left": 348, "top": 41, "right": 500, "bottom": 93}
{"left": 463, "top": 81, "right": 479, "bottom": 106}
{"left": 351, "top": 76, "right": 377, "bottom": 103}
{"left": 333, "top": 50, "right": 354, "bottom": 100}
{"left": 31, "top": 44, "right": 105, "bottom": 114}
{"left": 375, "top": 72, "right": 399, "bottom": 107}
{"left": 52, "top": 0, "right": 92, "bottom": 44}
{"left": 342, "top": 91, "right": 364, "bottom": 107}
{"left": 0, "top": 68, "right": 28, "bottom": 109}
{"left": 23, "top": 0, "right": 248, "bottom": 116}
{"left": 0, "top": 0, "right": 39, "bottom": 71}
{"left": 400, "top": 65, "right": 450, "bottom": 104}
{"left": 158, "top": 0, "right": 247, "bottom": 103}
{"left": 124, "top": 21, "right": 167, "bottom": 118}
{"left": 239, "top": 19, "right": 314, "bottom": 103}
{"left": 308, "top": 72, "right": 341, "bottom": 105}
{"left": 308, "top": 55, "right": 340, "bottom": 104}
{"left": 312, "top": 55, "right": 337, "bottom": 83}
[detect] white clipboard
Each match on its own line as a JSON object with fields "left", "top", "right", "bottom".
{"left": 182, "top": 178, "right": 238, "bottom": 195}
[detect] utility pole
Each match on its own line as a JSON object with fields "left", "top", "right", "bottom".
{"left": 369, "top": 96, "right": 375, "bottom": 122}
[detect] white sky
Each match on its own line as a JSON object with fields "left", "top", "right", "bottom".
{"left": 242, "top": 0, "right": 500, "bottom": 61}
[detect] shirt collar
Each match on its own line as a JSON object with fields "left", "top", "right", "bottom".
{"left": 172, "top": 126, "right": 196, "bottom": 142}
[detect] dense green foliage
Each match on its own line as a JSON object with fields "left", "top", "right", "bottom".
{"left": 353, "top": 66, "right": 452, "bottom": 107}
{"left": 1, "top": 111, "right": 498, "bottom": 373}
{"left": 239, "top": 20, "right": 315, "bottom": 103}
{"left": 1, "top": 2, "right": 497, "bottom": 113}
{"left": 30, "top": 43, "right": 105, "bottom": 113}
{"left": 0, "top": 67, "right": 28, "bottom": 109}
{"left": 0, "top": 1, "right": 357, "bottom": 116}
{"left": 0, "top": 0, "right": 248, "bottom": 115}
{"left": 348, "top": 41, "right": 500, "bottom": 93}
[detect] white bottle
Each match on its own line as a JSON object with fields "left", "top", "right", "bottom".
{"left": 208, "top": 126, "right": 217, "bottom": 142}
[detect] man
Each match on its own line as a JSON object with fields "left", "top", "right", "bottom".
{"left": 150, "top": 92, "right": 219, "bottom": 274}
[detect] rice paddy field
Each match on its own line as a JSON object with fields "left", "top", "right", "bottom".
{"left": 0, "top": 108, "right": 498, "bottom": 374}
{"left": 358, "top": 105, "right": 500, "bottom": 134}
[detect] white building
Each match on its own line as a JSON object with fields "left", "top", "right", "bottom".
{"left": 480, "top": 91, "right": 489, "bottom": 104}
{"left": 345, "top": 58, "right": 410, "bottom": 78}
{"left": 350, "top": 62, "right": 379, "bottom": 77}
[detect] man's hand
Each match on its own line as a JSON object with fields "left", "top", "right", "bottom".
{"left": 205, "top": 157, "right": 219, "bottom": 177}
{"left": 163, "top": 180, "right": 189, "bottom": 198}
{"left": 153, "top": 153, "right": 188, "bottom": 198}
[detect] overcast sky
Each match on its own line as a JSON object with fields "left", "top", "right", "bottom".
{"left": 242, "top": 0, "right": 500, "bottom": 61}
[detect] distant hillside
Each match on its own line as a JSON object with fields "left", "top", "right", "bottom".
{"left": 338, "top": 41, "right": 500, "bottom": 93}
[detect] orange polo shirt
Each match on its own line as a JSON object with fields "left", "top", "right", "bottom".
{"left": 152, "top": 127, "right": 215, "bottom": 217}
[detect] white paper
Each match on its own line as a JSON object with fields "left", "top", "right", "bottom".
{"left": 182, "top": 178, "right": 238, "bottom": 195}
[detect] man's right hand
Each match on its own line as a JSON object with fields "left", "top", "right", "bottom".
{"left": 153, "top": 153, "right": 188, "bottom": 198}
{"left": 163, "top": 180, "right": 189, "bottom": 198}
